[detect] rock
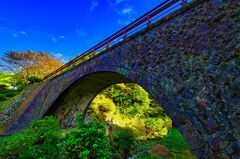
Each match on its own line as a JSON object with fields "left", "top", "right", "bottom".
{"left": 148, "top": 144, "right": 174, "bottom": 158}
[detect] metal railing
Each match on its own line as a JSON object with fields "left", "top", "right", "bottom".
{"left": 44, "top": 0, "right": 188, "bottom": 80}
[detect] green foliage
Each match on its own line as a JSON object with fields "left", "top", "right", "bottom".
{"left": 108, "top": 126, "right": 136, "bottom": 159}
{"left": 0, "top": 72, "right": 26, "bottom": 108}
{"left": 90, "top": 94, "right": 116, "bottom": 122}
{"left": 27, "top": 76, "right": 42, "bottom": 84}
{"left": 144, "top": 117, "right": 171, "bottom": 139}
{"left": 0, "top": 94, "right": 7, "bottom": 101}
{"left": 160, "top": 128, "right": 192, "bottom": 156}
{"left": 0, "top": 72, "right": 19, "bottom": 86}
{"left": 1, "top": 89, "right": 19, "bottom": 97}
{"left": 0, "top": 84, "right": 7, "bottom": 91}
{"left": 0, "top": 115, "right": 110, "bottom": 159}
{"left": 0, "top": 87, "right": 26, "bottom": 112}
{"left": 131, "top": 128, "right": 196, "bottom": 159}
{"left": 89, "top": 83, "right": 172, "bottom": 140}
{"left": 87, "top": 83, "right": 196, "bottom": 158}
{"left": 0, "top": 133, "right": 30, "bottom": 158}
{"left": 0, "top": 116, "right": 61, "bottom": 159}
{"left": 58, "top": 114, "right": 110, "bottom": 159}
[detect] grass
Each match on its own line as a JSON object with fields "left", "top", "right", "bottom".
{"left": 0, "top": 72, "right": 26, "bottom": 112}
{"left": 159, "top": 128, "right": 196, "bottom": 159}
{"left": 0, "top": 89, "right": 26, "bottom": 112}
{"left": 0, "top": 72, "right": 19, "bottom": 86}
{"left": 132, "top": 128, "right": 196, "bottom": 159}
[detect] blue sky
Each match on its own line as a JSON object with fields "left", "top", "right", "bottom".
{"left": 0, "top": 0, "right": 164, "bottom": 62}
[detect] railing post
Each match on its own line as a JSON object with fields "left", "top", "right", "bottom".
{"left": 124, "top": 28, "right": 127, "bottom": 37}
{"left": 93, "top": 48, "right": 96, "bottom": 55}
{"left": 147, "top": 13, "right": 151, "bottom": 26}
{"left": 106, "top": 40, "right": 109, "bottom": 48}
{"left": 123, "top": 28, "right": 127, "bottom": 41}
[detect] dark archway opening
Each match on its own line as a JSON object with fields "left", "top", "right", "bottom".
{"left": 45, "top": 72, "right": 132, "bottom": 127}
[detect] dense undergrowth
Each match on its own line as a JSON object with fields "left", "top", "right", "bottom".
{"left": 87, "top": 83, "right": 196, "bottom": 158}
{"left": 0, "top": 80, "right": 195, "bottom": 158}
{"left": 0, "top": 116, "right": 195, "bottom": 159}
{"left": 0, "top": 115, "right": 109, "bottom": 159}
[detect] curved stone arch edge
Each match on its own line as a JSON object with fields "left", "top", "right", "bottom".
{"left": 5, "top": 65, "right": 201, "bottom": 157}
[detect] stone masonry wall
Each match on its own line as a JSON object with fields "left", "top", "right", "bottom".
{"left": 2, "top": 0, "right": 240, "bottom": 158}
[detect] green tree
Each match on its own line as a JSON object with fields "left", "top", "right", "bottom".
{"left": 89, "top": 83, "right": 172, "bottom": 140}
{"left": 0, "top": 51, "right": 64, "bottom": 82}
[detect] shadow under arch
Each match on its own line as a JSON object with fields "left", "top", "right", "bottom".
{"left": 45, "top": 71, "right": 133, "bottom": 128}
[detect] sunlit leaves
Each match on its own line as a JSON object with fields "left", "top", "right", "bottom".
{"left": 89, "top": 83, "right": 172, "bottom": 140}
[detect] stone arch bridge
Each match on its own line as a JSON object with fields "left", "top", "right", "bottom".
{"left": 0, "top": 0, "right": 239, "bottom": 158}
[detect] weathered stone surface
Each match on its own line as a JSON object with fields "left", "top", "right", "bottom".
{"left": 148, "top": 144, "right": 174, "bottom": 158}
{"left": 1, "top": 0, "right": 239, "bottom": 158}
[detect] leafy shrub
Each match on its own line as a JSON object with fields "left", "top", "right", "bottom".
{"left": 4, "top": 91, "right": 18, "bottom": 97}
{"left": 0, "top": 94, "right": 6, "bottom": 101}
{"left": 90, "top": 94, "right": 116, "bottom": 122}
{"left": 27, "top": 76, "right": 42, "bottom": 84}
{"left": 0, "top": 116, "right": 61, "bottom": 159}
{"left": 0, "top": 133, "right": 30, "bottom": 158}
{"left": 160, "top": 128, "right": 190, "bottom": 153}
{"left": 0, "top": 84, "right": 7, "bottom": 91}
{"left": 58, "top": 114, "right": 110, "bottom": 159}
{"left": 0, "top": 115, "right": 111, "bottom": 159}
{"left": 109, "top": 126, "right": 136, "bottom": 159}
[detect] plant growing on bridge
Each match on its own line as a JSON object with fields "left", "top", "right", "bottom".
{"left": 27, "top": 76, "right": 43, "bottom": 84}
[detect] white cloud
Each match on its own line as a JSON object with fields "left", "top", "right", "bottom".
{"left": 58, "top": 35, "right": 65, "bottom": 39}
{"left": 11, "top": 30, "right": 27, "bottom": 38}
{"left": 117, "top": 6, "right": 135, "bottom": 26}
{"left": 19, "top": 31, "right": 26, "bottom": 35}
{"left": 121, "top": 6, "right": 133, "bottom": 14}
{"left": 107, "top": 0, "right": 128, "bottom": 6}
{"left": 89, "top": 0, "right": 98, "bottom": 12}
{"left": 76, "top": 29, "right": 88, "bottom": 36}
{"left": 51, "top": 38, "right": 57, "bottom": 42}
{"left": 51, "top": 53, "right": 67, "bottom": 63}
{"left": 106, "top": 0, "right": 136, "bottom": 26}
{"left": 52, "top": 53, "right": 63, "bottom": 58}
{"left": 0, "top": 25, "right": 66, "bottom": 42}
{"left": 29, "top": 30, "right": 65, "bottom": 42}
{"left": 51, "top": 35, "right": 65, "bottom": 42}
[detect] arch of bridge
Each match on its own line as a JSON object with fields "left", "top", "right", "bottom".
{"left": 4, "top": 0, "right": 240, "bottom": 158}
